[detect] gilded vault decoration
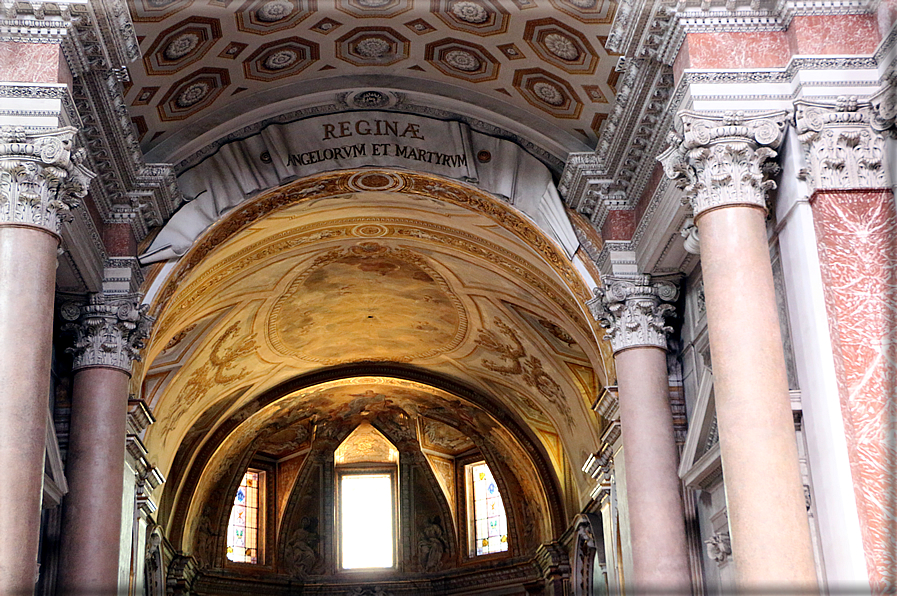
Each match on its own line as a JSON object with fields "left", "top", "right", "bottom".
{"left": 157, "top": 320, "right": 258, "bottom": 440}
{"left": 267, "top": 242, "right": 467, "bottom": 364}
{"left": 476, "top": 317, "right": 576, "bottom": 429}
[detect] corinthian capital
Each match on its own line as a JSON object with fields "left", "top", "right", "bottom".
{"left": 658, "top": 110, "right": 788, "bottom": 218}
{"left": 587, "top": 275, "right": 678, "bottom": 354}
{"left": 0, "top": 127, "right": 94, "bottom": 236}
{"left": 795, "top": 97, "right": 888, "bottom": 190}
{"left": 62, "top": 293, "right": 154, "bottom": 373}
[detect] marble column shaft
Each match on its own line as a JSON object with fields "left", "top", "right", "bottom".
{"left": 660, "top": 111, "right": 818, "bottom": 590}
{"left": 57, "top": 366, "right": 131, "bottom": 594}
{"left": 0, "top": 127, "right": 91, "bottom": 596}
{"left": 57, "top": 294, "right": 153, "bottom": 595}
{"left": 0, "top": 227, "right": 59, "bottom": 594}
{"left": 589, "top": 276, "right": 691, "bottom": 593}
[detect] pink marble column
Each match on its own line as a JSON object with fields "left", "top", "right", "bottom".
{"left": 57, "top": 294, "right": 153, "bottom": 595}
{"left": 589, "top": 276, "right": 691, "bottom": 593}
{"left": 0, "top": 227, "right": 59, "bottom": 594}
{"left": 0, "top": 129, "right": 91, "bottom": 595}
{"left": 796, "top": 98, "right": 897, "bottom": 590}
{"left": 660, "top": 111, "right": 818, "bottom": 591}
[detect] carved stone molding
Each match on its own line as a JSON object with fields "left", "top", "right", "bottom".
{"left": 795, "top": 97, "right": 888, "bottom": 191}
{"left": 0, "top": 127, "right": 95, "bottom": 236}
{"left": 704, "top": 532, "right": 732, "bottom": 566}
{"left": 587, "top": 274, "right": 678, "bottom": 353}
{"left": 679, "top": 217, "right": 700, "bottom": 255}
{"left": 658, "top": 110, "right": 788, "bottom": 218}
{"left": 61, "top": 293, "right": 154, "bottom": 373}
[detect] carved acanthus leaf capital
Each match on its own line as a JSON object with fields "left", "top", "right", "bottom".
{"left": 587, "top": 275, "right": 678, "bottom": 353}
{"left": 795, "top": 97, "right": 888, "bottom": 191}
{"left": 62, "top": 293, "right": 155, "bottom": 373}
{"left": 0, "top": 127, "right": 95, "bottom": 235}
{"left": 658, "top": 110, "right": 788, "bottom": 218}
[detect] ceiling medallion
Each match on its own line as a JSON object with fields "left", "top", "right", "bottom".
{"left": 451, "top": 0, "right": 488, "bottom": 23}
{"left": 355, "top": 36, "right": 391, "bottom": 58}
{"left": 256, "top": 0, "right": 293, "bottom": 21}
{"left": 176, "top": 82, "right": 210, "bottom": 107}
{"left": 566, "top": 0, "right": 595, "bottom": 6}
{"left": 263, "top": 49, "right": 298, "bottom": 70}
{"left": 352, "top": 223, "right": 390, "bottom": 237}
{"left": 533, "top": 82, "right": 564, "bottom": 106}
{"left": 338, "top": 27, "right": 409, "bottom": 66}
{"left": 164, "top": 32, "right": 200, "bottom": 60}
{"left": 443, "top": 49, "right": 480, "bottom": 72}
{"left": 543, "top": 33, "right": 579, "bottom": 60}
{"left": 347, "top": 90, "right": 395, "bottom": 109}
{"left": 347, "top": 170, "right": 406, "bottom": 192}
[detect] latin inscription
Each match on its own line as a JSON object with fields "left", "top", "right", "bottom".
{"left": 286, "top": 143, "right": 466, "bottom": 169}
{"left": 322, "top": 119, "right": 425, "bottom": 141}
{"left": 281, "top": 119, "right": 466, "bottom": 169}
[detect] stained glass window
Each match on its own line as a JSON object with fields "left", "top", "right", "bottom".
{"left": 226, "top": 469, "right": 262, "bottom": 564}
{"left": 467, "top": 462, "right": 508, "bottom": 556}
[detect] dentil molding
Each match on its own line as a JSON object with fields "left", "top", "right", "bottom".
{"left": 658, "top": 110, "right": 788, "bottom": 219}
{"left": 62, "top": 293, "right": 154, "bottom": 373}
{"left": 795, "top": 97, "right": 888, "bottom": 191}
{"left": 587, "top": 274, "right": 678, "bottom": 353}
{"left": 0, "top": 126, "right": 95, "bottom": 236}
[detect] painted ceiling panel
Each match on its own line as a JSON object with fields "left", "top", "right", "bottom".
{"left": 125, "top": 0, "right": 618, "bottom": 152}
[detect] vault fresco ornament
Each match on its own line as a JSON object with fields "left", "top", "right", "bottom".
{"left": 267, "top": 242, "right": 467, "bottom": 364}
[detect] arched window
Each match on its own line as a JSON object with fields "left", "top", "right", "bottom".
{"left": 466, "top": 461, "right": 508, "bottom": 556}
{"left": 226, "top": 469, "right": 264, "bottom": 564}
{"left": 335, "top": 422, "right": 399, "bottom": 570}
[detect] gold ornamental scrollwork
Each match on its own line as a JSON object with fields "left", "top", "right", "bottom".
{"left": 151, "top": 169, "right": 591, "bottom": 321}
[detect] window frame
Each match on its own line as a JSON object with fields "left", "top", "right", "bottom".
{"left": 224, "top": 461, "right": 275, "bottom": 568}
{"left": 335, "top": 463, "right": 399, "bottom": 572}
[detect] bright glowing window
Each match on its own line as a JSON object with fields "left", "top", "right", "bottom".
{"left": 467, "top": 462, "right": 508, "bottom": 556}
{"left": 339, "top": 472, "right": 395, "bottom": 569}
{"left": 226, "top": 469, "right": 263, "bottom": 564}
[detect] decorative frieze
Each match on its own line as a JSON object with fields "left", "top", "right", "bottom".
{"left": 0, "top": 127, "right": 94, "bottom": 236}
{"left": 658, "top": 110, "right": 788, "bottom": 218}
{"left": 587, "top": 274, "right": 678, "bottom": 353}
{"left": 62, "top": 293, "right": 154, "bottom": 372}
{"left": 795, "top": 97, "right": 888, "bottom": 191}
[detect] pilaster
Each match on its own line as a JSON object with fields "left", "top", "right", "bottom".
{"left": 795, "top": 95, "right": 897, "bottom": 590}
{"left": 61, "top": 293, "right": 154, "bottom": 373}
{"left": 587, "top": 274, "right": 678, "bottom": 353}
{"left": 0, "top": 126, "right": 94, "bottom": 237}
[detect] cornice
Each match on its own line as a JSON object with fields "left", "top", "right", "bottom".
{"left": 45, "top": 3, "right": 181, "bottom": 242}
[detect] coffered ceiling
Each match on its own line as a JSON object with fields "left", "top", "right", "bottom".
{"left": 124, "top": 0, "right": 620, "bottom": 159}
